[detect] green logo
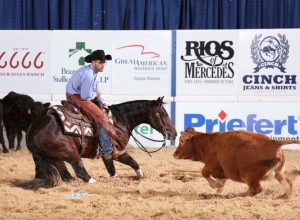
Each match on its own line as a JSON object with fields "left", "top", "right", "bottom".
{"left": 69, "top": 42, "right": 92, "bottom": 66}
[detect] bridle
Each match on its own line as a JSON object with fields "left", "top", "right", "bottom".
{"left": 130, "top": 111, "right": 168, "bottom": 157}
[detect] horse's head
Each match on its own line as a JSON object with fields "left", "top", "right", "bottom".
{"left": 149, "top": 97, "right": 177, "bottom": 140}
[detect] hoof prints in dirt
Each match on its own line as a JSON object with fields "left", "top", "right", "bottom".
{"left": 119, "top": 189, "right": 201, "bottom": 201}
{"left": 198, "top": 193, "right": 235, "bottom": 199}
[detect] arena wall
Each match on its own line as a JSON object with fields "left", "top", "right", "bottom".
{"left": 0, "top": 29, "right": 299, "bottom": 148}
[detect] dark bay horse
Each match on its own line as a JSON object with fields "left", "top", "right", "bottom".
{"left": 26, "top": 97, "right": 177, "bottom": 187}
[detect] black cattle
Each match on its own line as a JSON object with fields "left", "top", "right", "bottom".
{"left": 2, "top": 91, "right": 50, "bottom": 151}
{"left": 0, "top": 99, "right": 8, "bottom": 153}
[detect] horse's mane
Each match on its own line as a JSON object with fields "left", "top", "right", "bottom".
{"left": 109, "top": 100, "right": 155, "bottom": 122}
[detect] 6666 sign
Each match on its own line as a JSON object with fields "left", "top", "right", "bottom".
{"left": 0, "top": 51, "right": 45, "bottom": 69}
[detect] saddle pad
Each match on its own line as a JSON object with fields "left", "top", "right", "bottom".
{"left": 52, "top": 105, "right": 94, "bottom": 137}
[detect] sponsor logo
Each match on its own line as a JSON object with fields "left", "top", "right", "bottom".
{"left": 180, "top": 40, "right": 235, "bottom": 84}
{"left": 251, "top": 34, "right": 288, "bottom": 73}
{"left": 115, "top": 44, "right": 168, "bottom": 82}
{"left": 54, "top": 42, "right": 109, "bottom": 84}
{"left": 117, "top": 44, "right": 160, "bottom": 58}
{"left": 69, "top": 42, "right": 92, "bottom": 66}
{"left": 54, "top": 42, "right": 90, "bottom": 82}
{"left": 134, "top": 124, "right": 154, "bottom": 135}
{"left": 184, "top": 111, "right": 299, "bottom": 136}
{"left": 243, "top": 34, "right": 297, "bottom": 92}
{"left": 0, "top": 48, "right": 46, "bottom": 77}
{"left": 0, "top": 50, "right": 44, "bottom": 69}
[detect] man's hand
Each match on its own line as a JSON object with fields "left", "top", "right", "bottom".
{"left": 96, "top": 91, "right": 101, "bottom": 99}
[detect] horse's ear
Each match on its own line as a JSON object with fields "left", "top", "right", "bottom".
{"left": 156, "top": 97, "right": 162, "bottom": 106}
{"left": 156, "top": 96, "right": 164, "bottom": 106}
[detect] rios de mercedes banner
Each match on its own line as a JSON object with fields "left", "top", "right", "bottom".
{"left": 176, "top": 30, "right": 239, "bottom": 96}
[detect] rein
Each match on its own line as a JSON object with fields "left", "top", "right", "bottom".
{"left": 130, "top": 129, "right": 166, "bottom": 157}
{"left": 129, "top": 112, "right": 167, "bottom": 157}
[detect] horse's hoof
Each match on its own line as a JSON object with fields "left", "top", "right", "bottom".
{"left": 88, "top": 178, "right": 96, "bottom": 183}
{"left": 110, "top": 174, "right": 118, "bottom": 179}
{"left": 135, "top": 169, "right": 144, "bottom": 179}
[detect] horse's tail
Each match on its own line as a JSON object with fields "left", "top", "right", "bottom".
{"left": 26, "top": 129, "right": 59, "bottom": 188}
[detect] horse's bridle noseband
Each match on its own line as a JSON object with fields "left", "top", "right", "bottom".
{"left": 155, "top": 112, "right": 168, "bottom": 138}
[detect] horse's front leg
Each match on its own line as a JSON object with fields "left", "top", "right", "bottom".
{"left": 102, "top": 155, "right": 116, "bottom": 177}
{"left": 116, "top": 152, "right": 143, "bottom": 179}
{"left": 68, "top": 158, "right": 96, "bottom": 183}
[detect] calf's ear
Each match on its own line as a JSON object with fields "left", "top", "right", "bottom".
{"left": 43, "top": 102, "right": 51, "bottom": 108}
{"left": 185, "top": 127, "right": 196, "bottom": 133}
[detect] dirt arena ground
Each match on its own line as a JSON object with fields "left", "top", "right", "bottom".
{"left": 1, "top": 146, "right": 300, "bottom": 220}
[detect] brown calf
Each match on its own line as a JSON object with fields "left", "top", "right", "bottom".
{"left": 174, "top": 128, "right": 299, "bottom": 198}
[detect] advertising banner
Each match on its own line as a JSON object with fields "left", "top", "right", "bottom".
{"left": 51, "top": 31, "right": 114, "bottom": 96}
{"left": 111, "top": 31, "right": 172, "bottom": 96}
{"left": 175, "top": 101, "right": 300, "bottom": 149}
{"left": 176, "top": 30, "right": 239, "bottom": 96}
{"left": 0, "top": 31, "right": 51, "bottom": 94}
{"left": 239, "top": 29, "right": 300, "bottom": 96}
{"left": 51, "top": 30, "right": 172, "bottom": 98}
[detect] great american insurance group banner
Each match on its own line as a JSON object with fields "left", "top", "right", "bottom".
{"left": 111, "top": 31, "right": 171, "bottom": 96}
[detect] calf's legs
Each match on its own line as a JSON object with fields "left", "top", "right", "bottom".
{"left": 240, "top": 182, "right": 263, "bottom": 197}
{"left": 202, "top": 166, "right": 226, "bottom": 190}
{"left": 275, "top": 170, "right": 293, "bottom": 198}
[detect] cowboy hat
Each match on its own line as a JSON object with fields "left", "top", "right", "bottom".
{"left": 84, "top": 50, "right": 112, "bottom": 63}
